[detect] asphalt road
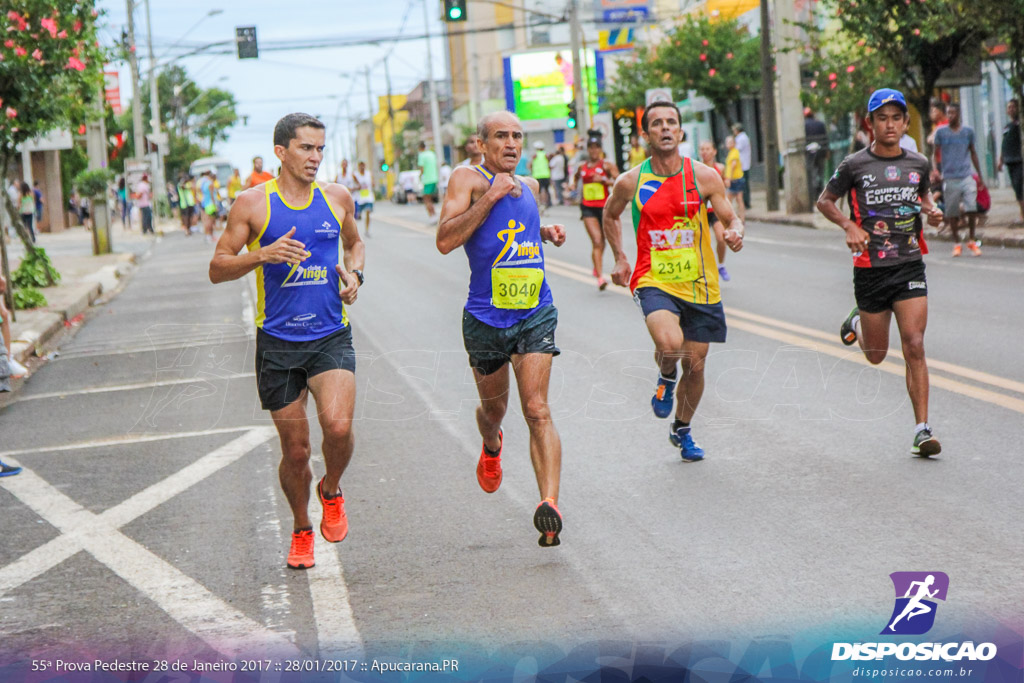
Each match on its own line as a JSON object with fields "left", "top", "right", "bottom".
{"left": 0, "top": 201, "right": 1021, "bottom": 675}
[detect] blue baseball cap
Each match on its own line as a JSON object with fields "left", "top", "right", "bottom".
{"left": 868, "top": 88, "right": 908, "bottom": 113}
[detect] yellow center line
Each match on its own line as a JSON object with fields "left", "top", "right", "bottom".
{"left": 380, "top": 213, "right": 1024, "bottom": 416}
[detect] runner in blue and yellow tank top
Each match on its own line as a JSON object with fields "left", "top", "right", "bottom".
{"left": 604, "top": 101, "right": 745, "bottom": 462}
{"left": 210, "top": 113, "right": 365, "bottom": 571}
{"left": 437, "top": 110, "right": 568, "bottom": 548}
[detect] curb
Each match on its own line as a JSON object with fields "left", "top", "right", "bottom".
{"left": 9, "top": 242, "right": 152, "bottom": 366}
{"left": 746, "top": 213, "right": 1024, "bottom": 249}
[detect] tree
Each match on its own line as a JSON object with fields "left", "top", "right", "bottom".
{"left": 0, "top": 0, "right": 106, "bottom": 258}
{"left": 818, "top": 0, "right": 991, "bottom": 136}
{"left": 981, "top": 0, "right": 1024, "bottom": 163}
{"left": 656, "top": 15, "right": 761, "bottom": 126}
{"left": 603, "top": 46, "right": 661, "bottom": 113}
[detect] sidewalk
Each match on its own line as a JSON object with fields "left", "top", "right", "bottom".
{"left": 2, "top": 219, "right": 168, "bottom": 386}
{"left": 744, "top": 185, "right": 1024, "bottom": 249}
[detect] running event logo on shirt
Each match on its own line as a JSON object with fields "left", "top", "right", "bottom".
{"left": 909, "top": 171, "right": 921, "bottom": 185}
{"left": 881, "top": 571, "right": 949, "bottom": 635}
{"left": 492, "top": 219, "right": 541, "bottom": 266}
{"left": 282, "top": 263, "right": 330, "bottom": 288}
{"left": 886, "top": 165, "right": 901, "bottom": 181}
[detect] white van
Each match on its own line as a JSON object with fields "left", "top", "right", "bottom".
{"left": 189, "top": 157, "right": 233, "bottom": 199}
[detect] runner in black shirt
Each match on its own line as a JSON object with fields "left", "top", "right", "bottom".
{"left": 817, "top": 88, "right": 944, "bottom": 457}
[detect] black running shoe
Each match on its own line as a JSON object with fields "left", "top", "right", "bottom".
{"left": 912, "top": 428, "right": 941, "bottom": 457}
{"left": 533, "top": 498, "right": 562, "bottom": 547}
{"left": 840, "top": 307, "right": 859, "bottom": 346}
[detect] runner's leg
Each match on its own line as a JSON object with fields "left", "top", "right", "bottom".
{"left": 472, "top": 363, "right": 510, "bottom": 454}
{"left": 271, "top": 391, "right": 314, "bottom": 530}
{"left": 856, "top": 309, "right": 892, "bottom": 365}
{"left": 511, "top": 352, "right": 561, "bottom": 504}
{"left": 307, "top": 369, "right": 356, "bottom": 495}
{"left": 645, "top": 310, "right": 684, "bottom": 377}
{"left": 675, "top": 339, "right": 710, "bottom": 424}
{"left": 582, "top": 216, "right": 605, "bottom": 278}
{"left": 892, "top": 296, "right": 929, "bottom": 425}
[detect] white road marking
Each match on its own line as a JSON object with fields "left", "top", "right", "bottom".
{"left": 0, "top": 429, "right": 297, "bottom": 658}
{"left": 12, "top": 372, "right": 256, "bottom": 403}
{"left": 0, "top": 429, "right": 296, "bottom": 656}
{"left": 0, "top": 425, "right": 264, "bottom": 459}
{"left": 306, "top": 505, "right": 365, "bottom": 658}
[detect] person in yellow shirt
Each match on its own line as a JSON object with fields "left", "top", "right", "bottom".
{"left": 227, "top": 168, "right": 242, "bottom": 203}
{"left": 627, "top": 134, "right": 647, "bottom": 169}
{"left": 724, "top": 135, "right": 746, "bottom": 221}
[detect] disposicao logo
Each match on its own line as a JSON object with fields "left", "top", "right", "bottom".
{"left": 831, "top": 572, "right": 997, "bottom": 662}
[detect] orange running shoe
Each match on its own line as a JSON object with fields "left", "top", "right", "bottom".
{"left": 317, "top": 477, "right": 349, "bottom": 543}
{"left": 476, "top": 429, "right": 503, "bottom": 493}
{"left": 534, "top": 498, "right": 562, "bottom": 547}
{"left": 968, "top": 240, "right": 982, "bottom": 256}
{"left": 287, "top": 528, "right": 315, "bottom": 569}
{"left": 952, "top": 244, "right": 962, "bottom": 257}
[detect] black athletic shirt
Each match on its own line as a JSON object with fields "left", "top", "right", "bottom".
{"left": 826, "top": 147, "right": 932, "bottom": 268}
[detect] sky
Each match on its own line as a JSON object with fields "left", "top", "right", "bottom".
{"left": 97, "top": 0, "right": 449, "bottom": 179}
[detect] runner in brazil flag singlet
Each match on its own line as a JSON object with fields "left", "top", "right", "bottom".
{"left": 603, "top": 101, "right": 745, "bottom": 462}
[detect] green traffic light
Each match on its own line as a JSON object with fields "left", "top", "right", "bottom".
{"left": 449, "top": 7, "right": 462, "bottom": 19}
{"left": 567, "top": 118, "right": 577, "bottom": 129}
{"left": 380, "top": 163, "right": 389, "bottom": 171}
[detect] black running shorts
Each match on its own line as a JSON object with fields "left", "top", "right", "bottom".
{"left": 633, "top": 287, "right": 728, "bottom": 343}
{"left": 462, "top": 305, "right": 560, "bottom": 376}
{"left": 255, "top": 326, "right": 356, "bottom": 412}
{"left": 580, "top": 204, "right": 604, "bottom": 223}
{"left": 853, "top": 260, "right": 928, "bottom": 314}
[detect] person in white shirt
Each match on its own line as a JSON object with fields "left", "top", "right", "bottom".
{"left": 548, "top": 145, "right": 567, "bottom": 205}
{"left": 337, "top": 159, "right": 356, "bottom": 191}
{"left": 732, "top": 123, "right": 752, "bottom": 209}
{"left": 457, "top": 134, "right": 484, "bottom": 167}
{"left": 353, "top": 160, "right": 374, "bottom": 237}
{"left": 135, "top": 174, "right": 154, "bottom": 235}
{"left": 899, "top": 134, "right": 919, "bottom": 153}
{"left": 439, "top": 163, "right": 452, "bottom": 201}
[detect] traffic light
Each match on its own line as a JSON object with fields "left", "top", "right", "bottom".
{"left": 235, "top": 26, "right": 258, "bottom": 60}
{"left": 380, "top": 162, "right": 389, "bottom": 172}
{"left": 566, "top": 103, "right": 577, "bottom": 129}
{"left": 444, "top": 0, "right": 467, "bottom": 22}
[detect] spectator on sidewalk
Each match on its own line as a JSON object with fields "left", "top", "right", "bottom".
{"left": 997, "top": 98, "right": 1024, "bottom": 225}
{"left": 33, "top": 180, "right": 43, "bottom": 223}
{"left": 724, "top": 135, "right": 746, "bottom": 222}
{"left": 135, "top": 173, "right": 154, "bottom": 235}
{"left": 732, "top": 122, "right": 752, "bottom": 209}
{"left": 549, "top": 144, "right": 567, "bottom": 205}
{"left": 0, "top": 273, "right": 28, "bottom": 384}
{"left": 804, "top": 107, "right": 829, "bottom": 206}
{"left": 117, "top": 177, "right": 132, "bottom": 230}
{"left": 933, "top": 102, "right": 985, "bottom": 256}
{"left": 19, "top": 181, "right": 35, "bottom": 241}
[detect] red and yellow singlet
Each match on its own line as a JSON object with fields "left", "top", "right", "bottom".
{"left": 629, "top": 157, "right": 720, "bottom": 304}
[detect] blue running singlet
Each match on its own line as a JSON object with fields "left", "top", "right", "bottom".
{"left": 463, "top": 165, "right": 553, "bottom": 328}
{"left": 248, "top": 179, "right": 349, "bottom": 341}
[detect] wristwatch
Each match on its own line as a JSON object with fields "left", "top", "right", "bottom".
{"left": 352, "top": 269, "right": 364, "bottom": 285}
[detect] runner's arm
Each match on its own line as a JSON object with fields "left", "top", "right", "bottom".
{"left": 209, "top": 189, "right": 306, "bottom": 283}
{"left": 324, "top": 184, "right": 364, "bottom": 304}
{"left": 603, "top": 168, "right": 639, "bottom": 286}
{"left": 436, "top": 167, "right": 509, "bottom": 254}
{"left": 817, "top": 188, "right": 869, "bottom": 254}
{"left": 603, "top": 161, "right": 619, "bottom": 184}
{"left": 696, "top": 163, "right": 743, "bottom": 252}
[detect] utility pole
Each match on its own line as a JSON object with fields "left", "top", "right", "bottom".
{"left": 773, "top": 0, "right": 809, "bottom": 214}
{"left": 569, "top": 0, "right": 590, "bottom": 133}
{"left": 364, "top": 66, "right": 378, "bottom": 184}
{"left": 469, "top": 51, "right": 481, "bottom": 129}
{"left": 124, "top": 0, "right": 146, "bottom": 161}
{"left": 759, "top": 0, "right": 780, "bottom": 211}
{"left": 143, "top": 0, "right": 166, "bottom": 215}
{"left": 421, "top": 0, "right": 445, "bottom": 164}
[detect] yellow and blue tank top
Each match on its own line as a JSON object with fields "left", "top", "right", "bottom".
{"left": 464, "top": 165, "right": 553, "bottom": 328}
{"left": 630, "top": 157, "right": 720, "bottom": 304}
{"left": 247, "top": 179, "right": 349, "bottom": 341}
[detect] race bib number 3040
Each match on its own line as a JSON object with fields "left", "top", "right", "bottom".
{"left": 492, "top": 267, "right": 544, "bottom": 309}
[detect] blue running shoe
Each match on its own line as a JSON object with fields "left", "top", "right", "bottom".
{"left": 718, "top": 265, "right": 731, "bottom": 282}
{"left": 651, "top": 374, "right": 676, "bottom": 418}
{"left": 0, "top": 461, "right": 22, "bottom": 477}
{"left": 672, "top": 427, "right": 705, "bottom": 462}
